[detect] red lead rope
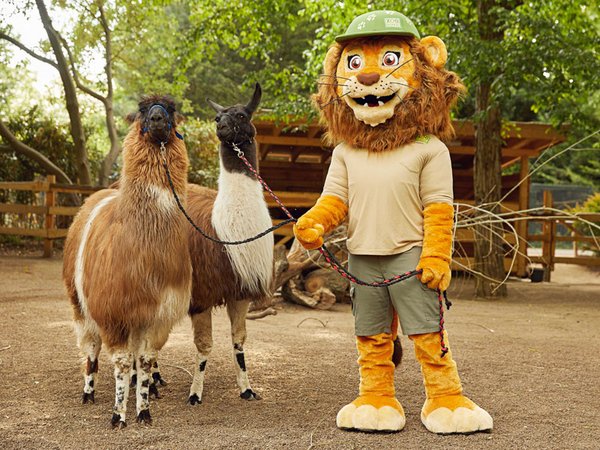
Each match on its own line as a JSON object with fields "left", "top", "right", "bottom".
{"left": 234, "top": 144, "right": 450, "bottom": 356}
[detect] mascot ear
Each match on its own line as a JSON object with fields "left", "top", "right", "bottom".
{"left": 420, "top": 36, "right": 448, "bottom": 69}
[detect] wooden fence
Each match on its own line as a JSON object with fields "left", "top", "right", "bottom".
{"left": 0, "top": 176, "right": 100, "bottom": 257}
{"left": 1, "top": 178, "right": 598, "bottom": 281}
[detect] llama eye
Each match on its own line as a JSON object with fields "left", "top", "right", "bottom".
{"left": 382, "top": 52, "right": 400, "bottom": 67}
{"left": 214, "top": 116, "right": 220, "bottom": 123}
{"left": 347, "top": 54, "right": 362, "bottom": 70}
{"left": 238, "top": 114, "right": 246, "bottom": 120}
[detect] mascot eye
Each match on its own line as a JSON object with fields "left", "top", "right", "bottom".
{"left": 347, "top": 54, "right": 363, "bottom": 70}
{"left": 382, "top": 51, "right": 401, "bottom": 67}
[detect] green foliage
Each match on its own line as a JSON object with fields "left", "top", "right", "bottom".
{"left": 568, "top": 192, "right": 600, "bottom": 254}
{"left": 180, "top": 117, "right": 220, "bottom": 188}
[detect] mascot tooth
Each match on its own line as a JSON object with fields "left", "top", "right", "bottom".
{"left": 294, "top": 10, "right": 493, "bottom": 434}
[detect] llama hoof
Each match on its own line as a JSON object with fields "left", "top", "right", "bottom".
{"left": 130, "top": 374, "right": 137, "bottom": 388}
{"left": 240, "top": 389, "right": 261, "bottom": 401}
{"left": 111, "top": 414, "right": 126, "bottom": 429}
{"left": 82, "top": 391, "right": 95, "bottom": 404}
{"left": 336, "top": 396, "right": 405, "bottom": 432}
{"left": 421, "top": 395, "right": 493, "bottom": 434}
{"left": 136, "top": 409, "right": 152, "bottom": 425}
{"left": 149, "top": 383, "right": 162, "bottom": 399}
{"left": 152, "top": 372, "right": 167, "bottom": 386}
{"left": 187, "top": 394, "right": 202, "bottom": 405}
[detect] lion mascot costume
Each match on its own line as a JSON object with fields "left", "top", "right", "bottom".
{"left": 293, "top": 10, "right": 493, "bottom": 434}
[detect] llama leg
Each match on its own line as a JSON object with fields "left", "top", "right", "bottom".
{"left": 148, "top": 360, "right": 164, "bottom": 399}
{"left": 130, "top": 360, "right": 137, "bottom": 388}
{"left": 111, "top": 350, "right": 133, "bottom": 428}
{"left": 135, "top": 352, "right": 156, "bottom": 424}
{"left": 75, "top": 319, "right": 102, "bottom": 404}
{"left": 227, "top": 300, "right": 260, "bottom": 401}
{"left": 188, "top": 308, "right": 212, "bottom": 405}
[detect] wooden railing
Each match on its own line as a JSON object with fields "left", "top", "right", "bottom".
{"left": 0, "top": 176, "right": 100, "bottom": 257}
{"left": 1, "top": 179, "right": 598, "bottom": 279}
{"left": 525, "top": 190, "right": 600, "bottom": 280}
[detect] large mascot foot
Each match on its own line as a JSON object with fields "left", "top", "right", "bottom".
{"left": 336, "top": 395, "right": 405, "bottom": 432}
{"left": 421, "top": 394, "right": 492, "bottom": 434}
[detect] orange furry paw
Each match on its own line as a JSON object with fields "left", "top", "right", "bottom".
{"left": 417, "top": 256, "right": 451, "bottom": 291}
{"left": 336, "top": 395, "right": 405, "bottom": 432}
{"left": 421, "top": 394, "right": 493, "bottom": 434}
{"left": 293, "top": 217, "right": 325, "bottom": 250}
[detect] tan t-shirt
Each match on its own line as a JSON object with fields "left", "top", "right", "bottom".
{"left": 322, "top": 136, "right": 453, "bottom": 255}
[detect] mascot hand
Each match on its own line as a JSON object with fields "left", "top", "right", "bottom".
{"left": 293, "top": 195, "right": 348, "bottom": 250}
{"left": 416, "top": 256, "right": 451, "bottom": 291}
{"left": 294, "top": 217, "right": 325, "bottom": 250}
{"left": 418, "top": 202, "right": 454, "bottom": 292}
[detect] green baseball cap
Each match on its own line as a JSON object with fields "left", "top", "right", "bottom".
{"left": 335, "top": 10, "right": 421, "bottom": 42}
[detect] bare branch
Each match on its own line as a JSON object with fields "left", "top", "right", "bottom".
{"left": 58, "top": 33, "right": 106, "bottom": 104}
{"left": 0, "top": 31, "right": 58, "bottom": 68}
{"left": 0, "top": 119, "right": 73, "bottom": 184}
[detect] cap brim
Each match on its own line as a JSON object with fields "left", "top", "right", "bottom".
{"left": 335, "top": 30, "right": 420, "bottom": 43}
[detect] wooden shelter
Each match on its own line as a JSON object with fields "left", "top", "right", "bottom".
{"left": 255, "top": 119, "right": 565, "bottom": 276}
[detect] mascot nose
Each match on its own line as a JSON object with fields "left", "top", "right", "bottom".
{"left": 356, "top": 72, "right": 380, "bottom": 86}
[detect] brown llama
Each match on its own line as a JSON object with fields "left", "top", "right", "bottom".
{"left": 185, "top": 83, "right": 273, "bottom": 404}
{"left": 63, "top": 95, "right": 192, "bottom": 427}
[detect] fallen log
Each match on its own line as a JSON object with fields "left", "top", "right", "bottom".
{"left": 282, "top": 278, "right": 337, "bottom": 310}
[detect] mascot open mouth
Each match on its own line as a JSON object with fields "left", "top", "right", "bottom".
{"left": 351, "top": 93, "right": 396, "bottom": 108}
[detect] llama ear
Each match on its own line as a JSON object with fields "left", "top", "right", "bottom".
{"left": 125, "top": 112, "right": 137, "bottom": 124}
{"left": 245, "top": 83, "right": 262, "bottom": 114}
{"left": 174, "top": 111, "right": 185, "bottom": 124}
{"left": 207, "top": 98, "right": 225, "bottom": 113}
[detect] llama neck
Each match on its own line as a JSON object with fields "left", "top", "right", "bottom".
{"left": 121, "top": 127, "right": 188, "bottom": 198}
{"left": 218, "top": 140, "right": 258, "bottom": 178}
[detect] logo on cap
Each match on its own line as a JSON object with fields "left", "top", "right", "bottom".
{"left": 384, "top": 18, "right": 402, "bottom": 28}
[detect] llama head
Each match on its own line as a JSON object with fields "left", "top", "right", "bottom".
{"left": 207, "top": 83, "right": 262, "bottom": 145}
{"left": 126, "top": 94, "right": 183, "bottom": 145}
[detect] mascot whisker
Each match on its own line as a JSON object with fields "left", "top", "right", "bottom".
{"left": 294, "top": 10, "right": 493, "bottom": 434}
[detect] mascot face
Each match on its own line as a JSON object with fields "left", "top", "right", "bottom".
{"left": 315, "top": 35, "right": 465, "bottom": 152}
{"left": 336, "top": 38, "right": 417, "bottom": 127}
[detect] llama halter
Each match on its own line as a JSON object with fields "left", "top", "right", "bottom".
{"left": 161, "top": 139, "right": 451, "bottom": 357}
{"left": 141, "top": 104, "right": 184, "bottom": 140}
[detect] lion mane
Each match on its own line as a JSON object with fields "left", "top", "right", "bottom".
{"left": 314, "top": 37, "right": 466, "bottom": 152}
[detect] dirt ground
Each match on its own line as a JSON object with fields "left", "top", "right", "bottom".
{"left": 0, "top": 254, "right": 599, "bottom": 450}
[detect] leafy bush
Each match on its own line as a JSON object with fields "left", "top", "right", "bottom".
{"left": 180, "top": 118, "right": 220, "bottom": 189}
{"left": 569, "top": 192, "right": 600, "bottom": 255}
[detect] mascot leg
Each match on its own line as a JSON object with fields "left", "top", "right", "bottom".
{"left": 410, "top": 331, "right": 493, "bottom": 434}
{"left": 336, "top": 333, "right": 405, "bottom": 432}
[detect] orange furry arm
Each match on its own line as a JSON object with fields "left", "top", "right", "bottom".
{"left": 416, "top": 203, "right": 454, "bottom": 291}
{"left": 293, "top": 195, "right": 348, "bottom": 250}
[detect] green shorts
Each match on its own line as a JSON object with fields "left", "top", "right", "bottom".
{"left": 348, "top": 247, "right": 441, "bottom": 336}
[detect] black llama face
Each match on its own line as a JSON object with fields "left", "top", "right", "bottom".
{"left": 207, "top": 83, "right": 262, "bottom": 145}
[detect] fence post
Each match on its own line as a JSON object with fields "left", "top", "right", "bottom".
{"left": 43, "top": 175, "right": 56, "bottom": 258}
{"left": 541, "top": 190, "right": 555, "bottom": 282}
{"left": 516, "top": 155, "right": 529, "bottom": 277}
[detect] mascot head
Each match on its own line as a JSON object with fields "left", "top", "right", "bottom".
{"left": 315, "top": 10, "right": 465, "bottom": 152}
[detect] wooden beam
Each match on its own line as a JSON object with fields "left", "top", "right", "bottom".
{"left": 448, "top": 145, "right": 540, "bottom": 157}
{"left": 256, "top": 135, "right": 324, "bottom": 147}
{"left": 0, "top": 203, "right": 46, "bottom": 215}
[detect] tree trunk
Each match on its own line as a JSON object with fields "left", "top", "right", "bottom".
{"left": 96, "top": 4, "right": 122, "bottom": 187}
{"left": 36, "top": 0, "right": 91, "bottom": 185}
{"left": 98, "top": 104, "right": 121, "bottom": 186}
{"left": 473, "top": 0, "right": 510, "bottom": 297}
{"left": 474, "top": 85, "right": 507, "bottom": 297}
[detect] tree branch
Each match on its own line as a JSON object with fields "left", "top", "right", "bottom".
{"left": 0, "top": 31, "right": 58, "bottom": 68}
{"left": 58, "top": 33, "right": 106, "bottom": 104}
{"left": 0, "top": 120, "right": 73, "bottom": 184}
